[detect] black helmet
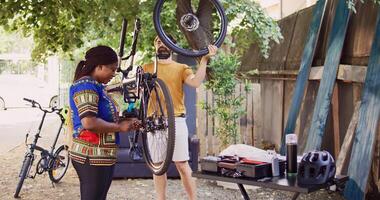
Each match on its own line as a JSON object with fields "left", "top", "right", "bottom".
{"left": 297, "top": 150, "right": 336, "bottom": 185}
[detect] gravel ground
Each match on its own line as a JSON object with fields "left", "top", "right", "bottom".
{"left": 0, "top": 143, "right": 345, "bottom": 200}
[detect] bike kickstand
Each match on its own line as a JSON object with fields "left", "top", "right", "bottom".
{"left": 29, "top": 172, "right": 37, "bottom": 179}
{"left": 50, "top": 181, "right": 55, "bottom": 188}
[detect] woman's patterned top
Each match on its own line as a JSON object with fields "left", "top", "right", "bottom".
{"left": 69, "top": 76, "right": 120, "bottom": 166}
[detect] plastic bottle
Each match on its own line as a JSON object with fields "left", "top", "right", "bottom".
{"left": 271, "top": 150, "right": 280, "bottom": 177}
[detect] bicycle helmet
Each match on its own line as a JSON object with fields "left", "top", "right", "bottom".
{"left": 297, "top": 150, "right": 336, "bottom": 185}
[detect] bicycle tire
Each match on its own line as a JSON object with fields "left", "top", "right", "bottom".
{"left": 153, "top": 0, "right": 227, "bottom": 57}
{"left": 0, "top": 96, "right": 6, "bottom": 110}
{"left": 14, "top": 156, "right": 32, "bottom": 198}
{"left": 48, "top": 145, "right": 70, "bottom": 183}
{"left": 141, "top": 78, "right": 175, "bottom": 175}
{"left": 49, "top": 95, "right": 59, "bottom": 108}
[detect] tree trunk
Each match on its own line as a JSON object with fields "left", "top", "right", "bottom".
{"left": 176, "top": 0, "right": 214, "bottom": 51}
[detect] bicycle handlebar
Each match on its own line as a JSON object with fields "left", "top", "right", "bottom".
{"left": 23, "top": 98, "right": 40, "bottom": 108}
{"left": 23, "top": 98, "right": 34, "bottom": 104}
{"left": 118, "top": 18, "right": 128, "bottom": 58}
{"left": 115, "top": 17, "right": 143, "bottom": 105}
{"left": 117, "top": 18, "right": 141, "bottom": 78}
{"left": 130, "top": 18, "right": 141, "bottom": 57}
{"left": 23, "top": 98, "right": 61, "bottom": 114}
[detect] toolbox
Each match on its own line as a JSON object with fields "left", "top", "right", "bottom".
{"left": 200, "top": 155, "right": 240, "bottom": 173}
{"left": 201, "top": 155, "right": 286, "bottom": 179}
{"left": 200, "top": 156, "right": 221, "bottom": 173}
{"left": 237, "top": 160, "right": 286, "bottom": 179}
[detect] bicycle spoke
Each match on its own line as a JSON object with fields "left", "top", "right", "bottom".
{"left": 154, "top": 0, "right": 227, "bottom": 57}
{"left": 141, "top": 78, "right": 175, "bottom": 175}
{"left": 147, "top": 130, "right": 168, "bottom": 164}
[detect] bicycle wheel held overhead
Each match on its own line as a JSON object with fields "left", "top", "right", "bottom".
{"left": 141, "top": 78, "right": 175, "bottom": 175}
{"left": 153, "top": 0, "right": 227, "bottom": 57}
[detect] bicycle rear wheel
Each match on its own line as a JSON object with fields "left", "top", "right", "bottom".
{"left": 48, "top": 145, "right": 70, "bottom": 183}
{"left": 153, "top": 0, "right": 227, "bottom": 57}
{"left": 14, "top": 155, "right": 32, "bottom": 198}
{"left": 141, "top": 78, "right": 175, "bottom": 175}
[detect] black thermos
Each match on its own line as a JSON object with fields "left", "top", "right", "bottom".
{"left": 286, "top": 134, "right": 298, "bottom": 175}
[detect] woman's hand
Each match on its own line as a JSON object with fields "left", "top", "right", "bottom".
{"left": 118, "top": 118, "right": 142, "bottom": 132}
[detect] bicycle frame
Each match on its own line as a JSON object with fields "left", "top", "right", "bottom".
{"left": 22, "top": 99, "right": 66, "bottom": 176}
{"left": 117, "top": 18, "right": 159, "bottom": 115}
{"left": 27, "top": 109, "right": 65, "bottom": 157}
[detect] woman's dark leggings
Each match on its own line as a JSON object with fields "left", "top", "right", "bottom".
{"left": 72, "top": 159, "right": 115, "bottom": 200}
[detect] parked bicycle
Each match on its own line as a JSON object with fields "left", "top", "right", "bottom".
{"left": 14, "top": 98, "right": 70, "bottom": 198}
{"left": 110, "top": 18, "right": 176, "bottom": 175}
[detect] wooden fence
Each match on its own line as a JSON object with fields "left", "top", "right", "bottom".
{"left": 196, "top": 83, "right": 261, "bottom": 157}
{"left": 194, "top": 0, "right": 380, "bottom": 191}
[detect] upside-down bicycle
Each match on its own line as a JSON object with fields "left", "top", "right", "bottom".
{"left": 114, "top": 18, "right": 176, "bottom": 175}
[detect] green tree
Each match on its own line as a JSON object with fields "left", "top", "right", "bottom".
{"left": 0, "top": 0, "right": 282, "bottom": 62}
{"left": 0, "top": 27, "right": 38, "bottom": 74}
{"left": 200, "top": 53, "right": 250, "bottom": 148}
{"left": 0, "top": 27, "right": 34, "bottom": 54}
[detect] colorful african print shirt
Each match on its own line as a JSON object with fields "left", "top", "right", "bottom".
{"left": 69, "top": 76, "right": 120, "bottom": 166}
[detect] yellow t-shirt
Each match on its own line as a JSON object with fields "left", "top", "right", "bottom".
{"left": 142, "top": 61, "right": 193, "bottom": 116}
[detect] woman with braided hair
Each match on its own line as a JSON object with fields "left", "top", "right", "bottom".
{"left": 69, "top": 45, "right": 140, "bottom": 200}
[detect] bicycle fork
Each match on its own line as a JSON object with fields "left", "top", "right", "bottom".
{"left": 19, "top": 153, "right": 34, "bottom": 178}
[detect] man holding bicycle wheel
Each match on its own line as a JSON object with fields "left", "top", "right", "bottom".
{"left": 143, "top": 36, "right": 217, "bottom": 200}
